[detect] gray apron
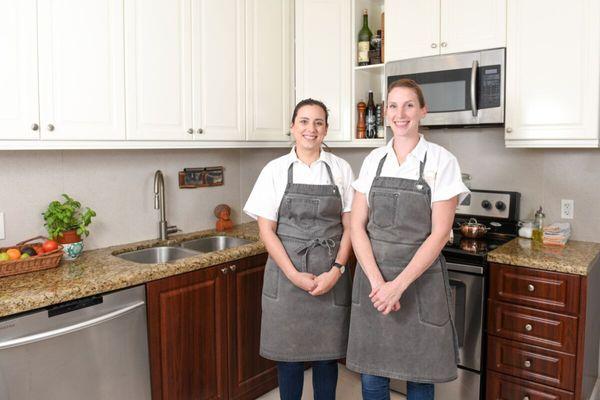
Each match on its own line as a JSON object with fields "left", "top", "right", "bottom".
{"left": 260, "top": 161, "right": 352, "bottom": 362}
{"left": 346, "top": 153, "right": 459, "bottom": 383}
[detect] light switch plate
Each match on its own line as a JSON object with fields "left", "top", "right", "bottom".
{"left": 0, "top": 212, "right": 4, "bottom": 240}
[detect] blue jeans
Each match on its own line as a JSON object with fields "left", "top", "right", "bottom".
{"left": 361, "top": 374, "right": 434, "bottom": 400}
{"left": 277, "top": 360, "right": 338, "bottom": 400}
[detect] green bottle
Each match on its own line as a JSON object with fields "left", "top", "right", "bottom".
{"left": 357, "top": 9, "right": 372, "bottom": 66}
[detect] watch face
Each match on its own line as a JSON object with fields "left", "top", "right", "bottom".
{"left": 339, "top": 266, "right": 346, "bottom": 275}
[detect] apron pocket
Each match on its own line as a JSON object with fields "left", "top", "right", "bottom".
{"left": 333, "top": 272, "right": 351, "bottom": 306}
{"left": 285, "top": 197, "right": 319, "bottom": 230}
{"left": 370, "top": 192, "right": 398, "bottom": 228}
{"left": 262, "top": 259, "right": 279, "bottom": 299}
{"left": 415, "top": 266, "right": 450, "bottom": 327}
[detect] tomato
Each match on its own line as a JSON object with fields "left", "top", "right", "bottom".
{"left": 42, "top": 240, "right": 59, "bottom": 252}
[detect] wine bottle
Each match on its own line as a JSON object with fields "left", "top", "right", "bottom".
{"left": 366, "top": 91, "right": 376, "bottom": 139}
{"left": 357, "top": 9, "right": 372, "bottom": 66}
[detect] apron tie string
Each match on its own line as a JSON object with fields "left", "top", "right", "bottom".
{"left": 295, "top": 238, "right": 336, "bottom": 272}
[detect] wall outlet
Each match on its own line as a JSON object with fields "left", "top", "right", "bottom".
{"left": 0, "top": 212, "right": 4, "bottom": 240}
{"left": 561, "top": 199, "right": 574, "bottom": 219}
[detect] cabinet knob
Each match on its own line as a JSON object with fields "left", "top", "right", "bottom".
{"left": 187, "top": 128, "right": 194, "bottom": 134}
{"left": 197, "top": 128, "right": 203, "bottom": 134}
{"left": 525, "top": 323, "right": 533, "bottom": 332}
{"left": 431, "top": 43, "right": 438, "bottom": 48}
{"left": 527, "top": 284, "right": 535, "bottom": 292}
{"left": 506, "top": 127, "right": 513, "bottom": 133}
{"left": 47, "top": 124, "right": 55, "bottom": 132}
{"left": 229, "top": 264, "right": 237, "bottom": 272}
{"left": 523, "top": 396, "right": 530, "bottom": 400}
{"left": 220, "top": 267, "right": 229, "bottom": 275}
{"left": 524, "top": 360, "right": 532, "bottom": 368}
{"left": 286, "top": 131, "right": 291, "bottom": 136}
{"left": 441, "top": 42, "right": 448, "bottom": 47}
{"left": 31, "top": 123, "right": 39, "bottom": 131}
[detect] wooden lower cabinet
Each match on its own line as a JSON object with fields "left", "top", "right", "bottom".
{"left": 147, "top": 253, "right": 277, "bottom": 400}
{"left": 487, "top": 263, "right": 600, "bottom": 400}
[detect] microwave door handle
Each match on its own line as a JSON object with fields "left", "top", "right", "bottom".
{"left": 470, "top": 60, "right": 478, "bottom": 117}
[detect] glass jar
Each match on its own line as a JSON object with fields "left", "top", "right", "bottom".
{"left": 532, "top": 206, "right": 545, "bottom": 243}
{"left": 518, "top": 220, "right": 533, "bottom": 239}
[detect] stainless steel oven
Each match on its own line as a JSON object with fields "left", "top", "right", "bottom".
{"left": 386, "top": 48, "right": 505, "bottom": 127}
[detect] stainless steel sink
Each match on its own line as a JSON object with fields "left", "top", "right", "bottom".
{"left": 180, "top": 236, "right": 253, "bottom": 253}
{"left": 115, "top": 246, "right": 201, "bottom": 264}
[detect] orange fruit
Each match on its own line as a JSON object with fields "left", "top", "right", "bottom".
{"left": 6, "top": 248, "right": 21, "bottom": 260}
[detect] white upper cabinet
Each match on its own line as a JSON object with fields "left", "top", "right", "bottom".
{"left": 245, "top": 0, "right": 292, "bottom": 141}
{"left": 193, "top": 0, "right": 245, "bottom": 141}
{"left": 126, "top": 0, "right": 245, "bottom": 141}
{"left": 125, "top": 0, "right": 192, "bottom": 141}
{"left": 504, "top": 0, "right": 599, "bottom": 147}
{"left": 38, "top": 0, "right": 125, "bottom": 141}
{"left": 0, "top": 0, "right": 39, "bottom": 140}
{"left": 295, "top": 0, "right": 351, "bottom": 141}
{"left": 386, "top": 0, "right": 506, "bottom": 62}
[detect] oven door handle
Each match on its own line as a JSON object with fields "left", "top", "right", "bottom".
{"left": 470, "top": 60, "right": 478, "bottom": 117}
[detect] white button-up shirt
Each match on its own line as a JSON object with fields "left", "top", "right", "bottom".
{"left": 244, "top": 147, "right": 355, "bottom": 221}
{"left": 353, "top": 135, "right": 469, "bottom": 205}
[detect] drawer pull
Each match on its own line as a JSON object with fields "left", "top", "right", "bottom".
{"left": 220, "top": 267, "right": 229, "bottom": 275}
{"left": 527, "top": 284, "right": 535, "bottom": 292}
{"left": 525, "top": 323, "right": 533, "bottom": 332}
{"left": 524, "top": 360, "right": 532, "bottom": 368}
{"left": 523, "top": 396, "right": 530, "bottom": 400}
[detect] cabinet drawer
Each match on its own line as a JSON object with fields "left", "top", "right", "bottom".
{"left": 487, "top": 337, "right": 576, "bottom": 391}
{"left": 490, "top": 264, "right": 580, "bottom": 315}
{"left": 486, "top": 370, "right": 574, "bottom": 400}
{"left": 488, "top": 300, "right": 578, "bottom": 354}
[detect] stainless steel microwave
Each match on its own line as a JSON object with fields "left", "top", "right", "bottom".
{"left": 386, "top": 48, "right": 505, "bottom": 127}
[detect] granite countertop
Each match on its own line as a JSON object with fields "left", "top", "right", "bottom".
{"left": 0, "top": 222, "right": 265, "bottom": 318}
{"left": 488, "top": 237, "right": 600, "bottom": 276}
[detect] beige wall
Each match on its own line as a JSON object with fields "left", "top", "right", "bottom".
{"left": 0, "top": 149, "right": 241, "bottom": 249}
{"left": 240, "top": 129, "right": 600, "bottom": 243}
{"left": 1, "top": 130, "right": 598, "bottom": 251}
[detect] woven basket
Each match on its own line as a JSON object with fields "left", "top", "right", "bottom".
{"left": 0, "top": 236, "right": 63, "bottom": 278}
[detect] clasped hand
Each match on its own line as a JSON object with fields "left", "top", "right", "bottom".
{"left": 289, "top": 269, "right": 340, "bottom": 296}
{"left": 369, "top": 280, "right": 403, "bottom": 315}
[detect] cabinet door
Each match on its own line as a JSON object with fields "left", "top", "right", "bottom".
{"left": 440, "top": 0, "right": 506, "bottom": 54}
{"left": 38, "top": 0, "right": 125, "bottom": 141}
{"left": 0, "top": 0, "right": 39, "bottom": 140}
{"left": 505, "top": 0, "right": 600, "bottom": 147}
{"left": 147, "top": 266, "right": 228, "bottom": 400}
{"left": 385, "top": 0, "right": 439, "bottom": 62}
{"left": 295, "top": 0, "right": 351, "bottom": 141}
{"left": 245, "top": 0, "right": 293, "bottom": 141}
{"left": 192, "top": 0, "right": 245, "bottom": 141}
{"left": 125, "top": 0, "right": 193, "bottom": 141}
{"left": 227, "top": 254, "right": 278, "bottom": 400}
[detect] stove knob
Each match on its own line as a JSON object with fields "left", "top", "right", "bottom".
{"left": 481, "top": 200, "right": 492, "bottom": 210}
{"left": 495, "top": 201, "right": 506, "bottom": 211}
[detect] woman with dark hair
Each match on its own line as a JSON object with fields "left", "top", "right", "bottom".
{"left": 346, "top": 79, "right": 469, "bottom": 400}
{"left": 244, "top": 99, "right": 355, "bottom": 400}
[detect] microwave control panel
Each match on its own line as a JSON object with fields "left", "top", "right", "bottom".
{"left": 478, "top": 65, "right": 501, "bottom": 109}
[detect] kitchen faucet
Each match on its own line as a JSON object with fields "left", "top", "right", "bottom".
{"left": 153, "top": 170, "right": 179, "bottom": 240}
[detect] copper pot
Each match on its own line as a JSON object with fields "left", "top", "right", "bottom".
{"left": 459, "top": 218, "right": 490, "bottom": 239}
{"left": 459, "top": 238, "right": 487, "bottom": 253}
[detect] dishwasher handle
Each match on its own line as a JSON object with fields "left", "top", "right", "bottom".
{"left": 0, "top": 301, "right": 145, "bottom": 350}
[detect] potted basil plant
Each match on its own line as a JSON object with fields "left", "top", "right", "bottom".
{"left": 42, "top": 194, "right": 97, "bottom": 260}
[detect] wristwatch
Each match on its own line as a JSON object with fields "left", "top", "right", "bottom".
{"left": 331, "top": 262, "right": 346, "bottom": 275}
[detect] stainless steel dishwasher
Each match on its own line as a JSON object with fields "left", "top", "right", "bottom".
{"left": 0, "top": 285, "right": 151, "bottom": 400}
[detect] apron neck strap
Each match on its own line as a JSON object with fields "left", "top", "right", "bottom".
{"left": 375, "top": 154, "right": 387, "bottom": 178}
{"left": 375, "top": 152, "right": 428, "bottom": 179}
{"left": 286, "top": 160, "right": 336, "bottom": 185}
{"left": 419, "top": 152, "right": 428, "bottom": 179}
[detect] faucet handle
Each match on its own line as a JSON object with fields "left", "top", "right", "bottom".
{"left": 166, "top": 225, "right": 180, "bottom": 234}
